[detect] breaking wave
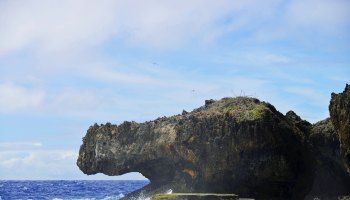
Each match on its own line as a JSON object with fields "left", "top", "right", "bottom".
{"left": 0, "top": 180, "right": 149, "bottom": 200}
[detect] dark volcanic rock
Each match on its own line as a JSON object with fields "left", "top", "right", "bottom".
{"left": 330, "top": 84, "right": 350, "bottom": 173}
{"left": 306, "top": 118, "right": 350, "bottom": 199}
{"left": 286, "top": 110, "right": 312, "bottom": 135}
{"left": 77, "top": 97, "right": 314, "bottom": 199}
{"left": 284, "top": 112, "right": 350, "bottom": 198}
{"left": 310, "top": 119, "right": 339, "bottom": 157}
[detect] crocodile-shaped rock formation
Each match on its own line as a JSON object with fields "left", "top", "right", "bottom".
{"left": 77, "top": 97, "right": 315, "bottom": 199}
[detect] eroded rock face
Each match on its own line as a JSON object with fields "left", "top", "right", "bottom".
{"left": 330, "top": 84, "right": 350, "bottom": 172}
{"left": 285, "top": 110, "right": 312, "bottom": 136}
{"left": 77, "top": 97, "right": 314, "bottom": 199}
{"left": 306, "top": 118, "right": 350, "bottom": 198}
{"left": 284, "top": 112, "right": 350, "bottom": 198}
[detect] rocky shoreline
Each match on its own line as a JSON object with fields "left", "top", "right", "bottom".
{"left": 77, "top": 84, "right": 350, "bottom": 200}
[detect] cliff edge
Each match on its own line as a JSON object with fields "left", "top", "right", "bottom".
{"left": 330, "top": 84, "right": 350, "bottom": 173}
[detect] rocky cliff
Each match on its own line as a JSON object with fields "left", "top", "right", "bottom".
{"left": 283, "top": 110, "right": 350, "bottom": 199}
{"left": 330, "top": 84, "right": 350, "bottom": 173}
{"left": 77, "top": 85, "right": 350, "bottom": 200}
{"left": 306, "top": 118, "right": 350, "bottom": 199}
{"left": 77, "top": 97, "right": 314, "bottom": 199}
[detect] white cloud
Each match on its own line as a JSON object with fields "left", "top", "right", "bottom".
{"left": 0, "top": 0, "right": 235, "bottom": 54}
{"left": 0, "top": 150, "right": 77, "bottom": 179}
{"left": 0, "top": 149, "right": 147, "bottom": 180}
{"left": 285, "top": 0, "right": 350, "bottom": 33}
{"left": 0, "top": 81, "right": 113, "bottom": 117}
{"left": 83, "top": 61, "right": 219, "bottom": 91}
{"left": 0, "top": 82, "right": 118, "bottom": 116}
{"left": 48, "top": 88, "right": 104, "bottom": 112}
{"left": 285, "top": 87, "right": 327, "bottom": 103}
{"left": 0, "top": 136, "right": 147, "bottom": 180}
{"left": 214, "top": 50, "right": 293, "bottom": 66}
{"left": 0, "top": 82, "right": 45, "bottom": 112}
{"left": 0, "top": 0, "right": 348, "bottom": 56}
{"left": 0, "top": 142, "right": 42, "bottom": 151}
{"left": 264, "top": 54, "right": 291, "bottom": 64}
{"left": 114, "top": 0, "right": 237, "bottom": 48}
{"left": 86, "top": 66, "right": 160, "bottom": 85}
{"left": 253, "top": 0, "right": 350, "bottom": 42}
{"left": 0, "top": 0, "right": 120, "bottom": 54}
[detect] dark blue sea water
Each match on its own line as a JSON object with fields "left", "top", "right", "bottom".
{"left": 0, "top": 180, "right": 149, "bottom": 200}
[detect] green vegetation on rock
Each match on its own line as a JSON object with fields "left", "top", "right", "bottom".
{"left": 194, "top": 97, "right": 270, "bottom": 122}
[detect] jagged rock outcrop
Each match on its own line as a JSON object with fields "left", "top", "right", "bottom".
{"left": 77, "top": 97, "right": 315, "bottom": 199}
{"left": 285, "top": 111, "right": 350, "bottom": 198}
{"left": 285, "top": 101, "right": 350, "bottom": 199}
{"left": 330, "top": 84, "right": 350, "bottom": 173}
{"left": 285, "top": 111, "right": 312, "bottom": 135}
{"left": 306, "top": 118, "right": 350, "bottom": 199}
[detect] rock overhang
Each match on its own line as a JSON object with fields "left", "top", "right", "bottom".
{"left": 77, "top": 96, "right": 317, "bottom": 199}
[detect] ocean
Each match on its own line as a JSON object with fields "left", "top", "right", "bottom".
{"left": 0, "top": 180, "right": 149, "bottom": 200}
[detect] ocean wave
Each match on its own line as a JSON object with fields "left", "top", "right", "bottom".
{"left": 129, "top": 193, "right": 151, "bottom": 200}
{"left": 52, "top": 198, "right": 95, "bottom": 200}
{"left": 0, "top": 180, "right": 147, "bottom": 200}
{"left": 101, "top": 194, "right": 124, "bottom": 200}
{"left": 101, "top": 194, "right": 125, "bottom": 200}
{"left": 51, "top": 194, "right": 125, "bottom": 200}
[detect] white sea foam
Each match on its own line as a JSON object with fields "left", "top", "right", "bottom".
{"left": 101, "top": 194, "right": 124, "bottom": 200}
{"left": 51, "top": 194, "right": 125, "bottom": 200}
{"left": 53, "top": 198, "right": 95, "bottom": 200}
{"left": 129, "top": 192, "right": 151, "bottom": 200}
{"left": 52, "top": 198, "right": 95, "bottom": 200}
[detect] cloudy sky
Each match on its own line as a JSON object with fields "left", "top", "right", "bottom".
{"left": 0, "top": 0, "right": 349, "bottom": 180}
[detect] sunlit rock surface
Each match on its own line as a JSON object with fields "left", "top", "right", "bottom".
{"left": 77, "top": 97, "right": 315, "bottom": 199}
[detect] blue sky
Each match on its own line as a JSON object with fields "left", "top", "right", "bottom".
{"left": 0, "top": 0, "right": 349, "bottom": 180}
